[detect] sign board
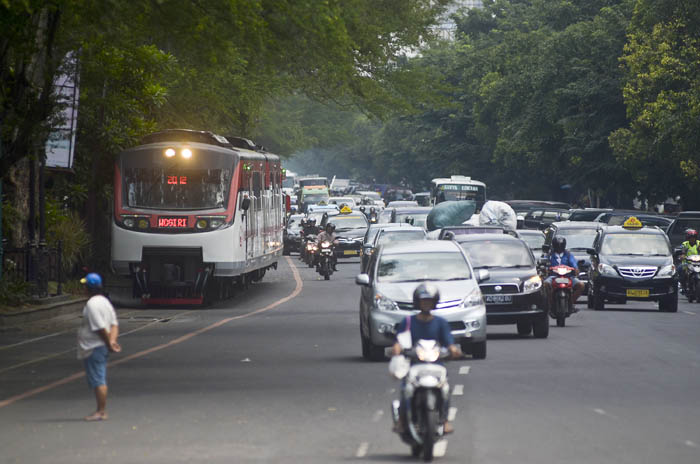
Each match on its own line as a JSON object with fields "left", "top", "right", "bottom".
{"left": 622, "top": 216, "right": 643, "bottom": 229}
{"left": 45, "top": 52, "right": 79, "bottom": 169}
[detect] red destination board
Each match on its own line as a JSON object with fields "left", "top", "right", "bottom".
{"left": 158, "top": 217, "right": 188, "bottom": 228}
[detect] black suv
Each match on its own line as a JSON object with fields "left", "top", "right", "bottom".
{"left": 543, "top": 221, "right": 602, "bottom": 292}
{"left": 587, "top": 223, "right": 678, "bottom": 312}
{"left": 320, "top": 211, "right": 369, "bottom": 258}
{"left": 456, "top": 234, "right": 548, "bottom": 338}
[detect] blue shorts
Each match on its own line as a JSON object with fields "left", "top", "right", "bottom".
{"left": 84, "top": 345, "right": 109, "bottom": 388}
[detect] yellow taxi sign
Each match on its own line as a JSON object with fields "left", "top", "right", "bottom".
{"left": 623, "top": 216, "right": 643, "bottom": 229}
{"left": 340, "top": 205, "right": 353, "bottom": 214}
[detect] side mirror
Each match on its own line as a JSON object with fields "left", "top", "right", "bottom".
{"left": 586, "top": 248, "right": 596, "bottom": 255}
{"left": 477, "top": 269, "right": 490, "bottom": 283}
{"left": 542, "top": 244, "right": 550, "bottom": 253}
{"left": 241, "top": 196, "right": 251, "bottom": 211}
{"left": 355, "top": 274, "right": 370, "bottom": 286}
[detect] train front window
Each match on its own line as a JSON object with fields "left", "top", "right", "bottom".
{"left": 122, "top": 149, "right": 233, "bottom": 210}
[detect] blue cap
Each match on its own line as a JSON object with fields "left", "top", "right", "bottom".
{"left": 80, "top": 273, "right": 103, "bottom": 289}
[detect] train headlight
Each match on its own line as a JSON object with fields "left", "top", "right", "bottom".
{"left": 123, "top": 218, "right": 135, "bottom": 228}
{"left": 196, "top": 219, "right": 208, "bottom": 229}
{"left": 209, "top": 218, "right": 225, "bottom": 228}
{"left": 181, "top": 148, "right": 193, "bottom": 159}
{"left": 165, "top": 148, "right": 176, "bottom": 158}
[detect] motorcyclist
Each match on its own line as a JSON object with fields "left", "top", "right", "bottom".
{"left": 391, "top": 284, "right": 461, "bottom": 434}
{"left": 316, "top": 223, "right": 339, "bottom": 271}
{"left": 543, "top": 236, "right": 585, "bottom": 310}
{"left": 679, "top": 229, "right": 699, "bottom": 293}
{"left": 300, "top": 218, "right": 320, "bottom": 262}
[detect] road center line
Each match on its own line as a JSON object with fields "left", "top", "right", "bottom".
{"left": 433, "top": 440, "right": 448, "bottom": 457}
{"left": 356, "top": 442, "right": 369, "bottom": 458}
{"left": 0, "top": 257, "right": 302, "bottom": 410}
{"left": 459, "top": 366, "right": 471, "bottom": 375}
{"left": 453, "top": 384, "right": 464, "bottom": 396}
{"left": 682, "top": 310, "right": 696, "bottom": 315}
{"left": 448, "top": 407, "right": 458, "bottom": 422}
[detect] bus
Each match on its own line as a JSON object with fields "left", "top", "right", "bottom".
{"left": 430, "top": 175, "right": 487, "bottom": 210}
{"left": 111, "top": 129, "right": 284, "bottom": 305}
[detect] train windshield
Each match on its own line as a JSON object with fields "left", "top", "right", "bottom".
{"left": 121, "top": 149, "right": 233, "bottom": 210}
{"left": 435, "top": 184, "right": 485, "bottom": 203}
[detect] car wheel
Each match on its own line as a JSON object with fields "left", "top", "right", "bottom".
{"left": 471, "top": 340, "right": 487, "bottom": 360}
{"left": 593, "top": 284, "right": 605, "bottom": 311}
{"left": 532, "top": 313, "right": 549, "bottom": 338}
{"left": 659, "top": 293, "right": 678, "bottom": 313}
{"left": 516, "top": 320, "right": 532, "bottom": 336}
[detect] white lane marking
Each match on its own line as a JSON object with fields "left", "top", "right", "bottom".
{"left": 685, "top": 440, "right": 697, "bottom": 448}
{"left": 682, "top": 310, "right": 696, "bottom": 315}
{"left": 448, "top": 407, "right": 458, "bottom": 422}
{"left": 371, "top": 409, "right": 384, "bottom": 422}
{"left": 356, "top": 442, "right": 369, "bottom": 458}
{"left": 459, "top": 366, "right": 471, "bottom": 375}
{"left": 593, "top": 408, "right": 618, "bottom": 419}
{"left": 0, "top": 331, "right": 68, "bottom": 351}
{"left": 453, "top": 384, "right": 464, "bottom": 396}
{"left": 433, "top": 440, "right": 448, "bottom": 458}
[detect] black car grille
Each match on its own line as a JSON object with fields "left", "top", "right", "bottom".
{"left": 449, "top": 321, "right": 466, "bottom": 331}
{"left": 396, "top": 301, "right": 414, "bottom": 310}
{"left": 480, "top": 283, "right": 520, "bottom": 294}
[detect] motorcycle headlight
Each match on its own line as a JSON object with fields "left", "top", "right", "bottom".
{"left": 598, "top": 263, "right": 617, "bottom": 277}
{"left": 374, "top": 293, "right": 399, "bottom": 311}
{"left": 321, "top": 241, "right": 331, "bottom": 248}
{"left": 461, "top": 287, "right": 484, "bottom": 308}
{"left": 655, "top": 264, "right": 675, "bottom": 278}
{"left": 524, "top": 275, "right": 542, "bottom": 293}
{"left": 416, "top": 345, "right": 440, "bottom": 363}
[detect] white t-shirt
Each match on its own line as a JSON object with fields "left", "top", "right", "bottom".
{"left": 76, "top": 295, "right": 118, "bottom": 359}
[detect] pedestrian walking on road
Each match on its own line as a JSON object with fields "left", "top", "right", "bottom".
{"left": 76, "top": 273, "right": 121, "bottom": 421}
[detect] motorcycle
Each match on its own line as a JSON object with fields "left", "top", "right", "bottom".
{"left": 390, "top": 340, "right": 450, "bottom": 462}
{"left": 548, "top": 265, "right": 576, "bottom": 327}
{"left": 316, "top": 240, "right": 335, "bottom": 280}
{"left": 684, "top": 254, "right": 700, "bottom": 302}
{"left": 301, "top": 234, "right": 317, "bottom": 267}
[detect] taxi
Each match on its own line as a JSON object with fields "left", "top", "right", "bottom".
{"left": 320, "top": 206, "right": 369, "bottom": 258}
{"left": 587, "top": 217, "right": 678, "bottom": 312}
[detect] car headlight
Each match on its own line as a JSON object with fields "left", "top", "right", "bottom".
{"left": 461, "top": 287, "right": 484, "bottom": 308}
{"left": 524, "top": 275, "right": 542, "bottom": 293}
{"left": 655, "top": 264, "right": 675, "bottom": 278}
{"left": 598, "top": 263, "right": 617, "bottom": 276}
{"left": 374, "top": 293, "right": 399, "bottom": 311}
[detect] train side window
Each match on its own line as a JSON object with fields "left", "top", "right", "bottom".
{"left": 253, "top": 171, "right": 262, "bottom": 209}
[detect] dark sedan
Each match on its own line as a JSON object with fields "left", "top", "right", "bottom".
{"left": 542, "top": 221, "right": 603, "bottom": 292}
{"left": 456, "top": 234, "right": 549, "bottom": 338}
{"left": 322, "top": 212, "right": 369, "bottom": 258}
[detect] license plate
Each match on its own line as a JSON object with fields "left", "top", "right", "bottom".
{"left": 626, "top": 289, "right": 650, "bottom": 298}
{"left": 485, "top": 295, "right": 513, "bottom": 304}
{"left": 343, "top": 250, "right": 358, "bottom": 256}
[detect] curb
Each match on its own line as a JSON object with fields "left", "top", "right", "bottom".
{"left": 0, "top": 297, "right": 88, "bottom": 328}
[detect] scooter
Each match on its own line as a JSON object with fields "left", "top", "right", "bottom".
{"left": 390, "top": 340, "right": 451, "bottom": 462}
{"left": 684, "top": 255, "right": 700, "bottom": 302}
{"left": 548, "top": 265, "right": 576, "bottom": 327}
{"left": 316, "top": 240, "right": 335, "bottom": 280}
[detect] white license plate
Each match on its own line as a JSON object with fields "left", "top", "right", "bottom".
{"left": 485, "top": 295, "right": 513, "bottom": 304}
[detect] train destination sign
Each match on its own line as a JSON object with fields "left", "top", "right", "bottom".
{"left": 158, "top": 217, "right": 188, "bottom": 228}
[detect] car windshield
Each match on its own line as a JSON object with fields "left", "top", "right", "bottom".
{"left": 303, "top": 194, "right": 329, "bottom": 204}
{"left": 460, "top": 241, "right": 534, "bottom": 268}
{"left": 556, "top": 229, "right": 598, "bottom": 250}
{"left": 376, "top": 230, "right": 426, "bottom": 245}
{"left": 569, "top": 211, "right": 607, "bottom": 221}
{"left": 328, "top": 216, "right": 368, "bottom": 230}
{"left": 601, "top": 234, "right": 670, "bottom": 256}
{"left": 378, "top": 210, "right": 393, "bottom": 223}
{"left": 520, "top": 233, "right": 545, "bottom": 250}
{"left": 378, "top": 252, "right": 471, "bottom": 282}
{"left": 394, "top": 212, "right": 429, "bottom": 228}
{"left": 287, "top": 220, "right": 303, "bottom": 232}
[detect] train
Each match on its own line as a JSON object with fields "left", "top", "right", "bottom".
{"left": 111, "top": 129, "right": 285, "bottom": 304}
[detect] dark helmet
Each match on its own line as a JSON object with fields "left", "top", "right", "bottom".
{"left": 686, "top": 229, "right": 698, "bottom": 240}
{"left": 307, "top": 218, "right": 316, "bottom": 226}
{"left": 413, "top": 283, "right": 440, "bottom": 310}
{"left": 326, "top": 223, "right": 336, "bottom": 233}
{"left": 552, "top": 236, "right": 567, "bottom": 254}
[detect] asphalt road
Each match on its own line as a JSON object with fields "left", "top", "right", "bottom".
{"left": 1, "top": 255, "right": 700, "bottom": 464}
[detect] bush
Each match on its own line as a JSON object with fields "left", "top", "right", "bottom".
{"left": 0, "top": 277, "right": 30, "bottom": 307}
{"left": 46, "top": 199, "right": 91, "bottom": 275}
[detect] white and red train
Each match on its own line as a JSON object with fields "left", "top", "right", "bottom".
{"left": 111, "top": 129, "right": 284, "bottom": 304}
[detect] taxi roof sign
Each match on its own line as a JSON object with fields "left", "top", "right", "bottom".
{"left": 340, "top": 205, "right": 353, "bottom": 214}
{"left": 622, "top": 216, "right": 643, "bottom": 229}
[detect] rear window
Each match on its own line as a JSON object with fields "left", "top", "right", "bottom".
{"left": 459, "top": 240, "right": 534, "bottom": 268}
{"left": 376, "top": 230, "right": 426, "bottom": 245}
{"left": 669, "top": 219, "right": 700, "bottom": 235}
